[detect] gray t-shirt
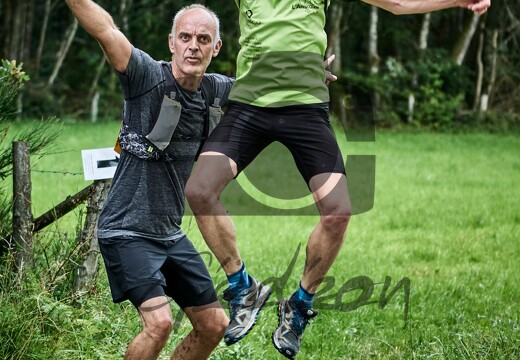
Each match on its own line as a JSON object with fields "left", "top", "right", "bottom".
{"left": 97, "top": 47, "right": 234, "bottom": 241}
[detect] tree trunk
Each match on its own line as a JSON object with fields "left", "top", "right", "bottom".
{"left": 368, "top": 6, "right": 380, "bottom": 75}
{"left": 474, "top": 19, "right": 486, "bottom": 110}
{"left": 483, "top": 29, "right": 499, "bottom": 111}
{"left": 8, "top": 1, "right": 23, "bottom": 60}
{"left": 480, "top": 4, "right": 503, "bottom": 112}
{"left": 16, "top": 92, "right": 22, "bottom": 122}
{"left": 419, "top": 13, "right": 431, "bottom": 50}
{"left": 22, "top": 0, "right": 35, "bottom": 63}
{"left": 88, "top": 55, "right": 107, "bottom": 122}
{"left": 119, "top": 0, "right": 133, "bottom": 34}
{"left": 326, "top": 0, "right": 347, "bottom": 126}
{"left": 91, "top": 92, "right": 100, "bottom": 123}
{"left": 35, "top": 0, "right": 52, "bottom": 76}
{"left": 73, "top": 179, "right": 111, "bottom": 294}
{"left": 408, "top": 13, "right": 431, "bottom": 123}
{"left": 368, "top": 6, "right": 380, "bottom": 109}
{"left": 1, "top": 0, "right": 13, "bottom": 58}
{"left": 326, "top": 1, "right": 344, "bottom": 74}
{"left": 452, "top": 13, "right": 480, "bottom": 65}
{"left": 46, "top": 18, "right": 78, "bottom": 88}
{"left": 88, "top": 56, "right": 107, "bottom": 100}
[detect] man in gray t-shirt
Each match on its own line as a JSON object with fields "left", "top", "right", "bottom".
{"left": 65, "top": 1, "right": 233, "bottom": 359}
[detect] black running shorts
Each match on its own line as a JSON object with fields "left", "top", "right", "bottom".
{"left": 202, "top": 101, "right": 345, "bottom": 184}
{"left": 98, "top": 236, "right": 217, "bottom": 309}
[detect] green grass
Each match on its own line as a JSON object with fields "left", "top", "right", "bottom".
{"left": 2, "top": 120, "right": 519, "bottom": 359}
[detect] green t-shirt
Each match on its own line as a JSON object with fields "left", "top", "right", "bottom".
{"left": 229, "top": 0, "right": 331, "bottom": 107}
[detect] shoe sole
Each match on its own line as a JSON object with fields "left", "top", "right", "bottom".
{"left": 224, "top": 284, "right": 272, "bottom": 346}
{"left": 272, "top": 335, "right": 296, "bottom": 359}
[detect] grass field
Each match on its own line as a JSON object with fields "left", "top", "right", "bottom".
{"left": 2, "top": 120, "right": 519, "bottom": 359}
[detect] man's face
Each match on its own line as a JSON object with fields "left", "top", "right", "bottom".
{"left": 169, "top": 8, "right": 221, "bottom": 79}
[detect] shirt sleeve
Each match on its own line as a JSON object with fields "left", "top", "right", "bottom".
{"left": 117, "top": 46, "right": 163, "bottom": 100}
{"left": 205, "top": 73, "right": 236, "bottom": 107}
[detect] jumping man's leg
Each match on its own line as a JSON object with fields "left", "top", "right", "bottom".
{"left": 171, "top": 301, "right": 228, "bottom": 360}
{"left": 303, "top": 172, "right": 351, "bottom": 292}
{"left": 185, "top": 152, "right": 242, "bottom": 275}
{"left": 185, "top": 151, "right": 272, "bottom": 346}
{"left": 272, "top": 173, "right": 351, "bottom": 359}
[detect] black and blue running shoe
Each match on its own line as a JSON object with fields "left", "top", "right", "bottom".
{"left": 223, "top": 275, "right": 272, "bottom": 345}
{"left": 272, "top": 297, "right": 318, "bottom": 359}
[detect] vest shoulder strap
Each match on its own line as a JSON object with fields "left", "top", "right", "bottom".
{"left": 159, "top": 61, "right": 218, "bottom": 143}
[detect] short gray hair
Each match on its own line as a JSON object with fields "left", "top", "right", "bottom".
{"left": 171, "top": 4, "right": 221, "bottom": 45}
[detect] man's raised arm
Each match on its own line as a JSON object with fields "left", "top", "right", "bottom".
{"left": 65, "top": 0, "right": 132, "bottom": 73}
{"left": 361, "top": 0, "right": 491, "bottom": 16}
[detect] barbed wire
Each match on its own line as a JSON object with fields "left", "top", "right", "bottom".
{"left": 32, "top": 169, "right": 84, "bottom": 176}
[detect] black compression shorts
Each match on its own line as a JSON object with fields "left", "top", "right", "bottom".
{"left": 201, "top": 101, "right": 345, "bottom": 184}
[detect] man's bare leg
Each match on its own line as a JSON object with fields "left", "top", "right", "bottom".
{"left": 185, "top": 152, "right": 242, "bottom": 275}
{"left": 125, "top": 296, "right": 173, "bottom": 360}
{"left": 171, "top": 301, "right": 228, "bottom": 359}
{"left": 186, "top": 152, "right": 272, "bottom": 346}
{"left": 272, "top": 173, "right": 351, "bottom": 357}
{"left": 302, "top": 172, "right": 351, "bottom": 293}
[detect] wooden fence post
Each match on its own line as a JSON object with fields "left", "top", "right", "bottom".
{"left": 73, "top": 179, "right": 111, "bottom": 293}
{"left": 12, "top": 141, "right": 33, "bottom": 271}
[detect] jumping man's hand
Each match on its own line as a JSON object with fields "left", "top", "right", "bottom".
{"left": 323, "top": 54, "right": 337, "bottom": 86}
{"left": 458, "top": 0, "right": 491, "bottom": 15}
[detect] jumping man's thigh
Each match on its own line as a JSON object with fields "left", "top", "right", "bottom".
{"left": 201, "top": 101, "right": 345, "bottom": 183}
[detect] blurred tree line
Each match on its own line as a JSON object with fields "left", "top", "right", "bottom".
{"left": 1, "top": 0, "right": 519, "bottom": 128}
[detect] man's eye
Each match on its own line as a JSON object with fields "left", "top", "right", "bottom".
{"left": 199, "top": 36, "right": 210, "bottom": 43}
{"left": 180, "top": 34, "right": 189, "bottom": 41}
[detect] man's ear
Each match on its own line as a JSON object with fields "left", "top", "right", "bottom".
{"left": 212, "top": 39, "right": 222, "bottom": 57}
{"left": 168, "top": 34, "right": 175, "bottom": 54}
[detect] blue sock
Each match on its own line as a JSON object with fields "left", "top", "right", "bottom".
{"left": 227, "top": 261, "right": 250, "bottom": 289}
{"left": 291, "top": 283, "right": 315, "bottom": 309}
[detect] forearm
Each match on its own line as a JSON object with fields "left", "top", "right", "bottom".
{"left": 362, "top": 0, "right": 489, "bottom": 15}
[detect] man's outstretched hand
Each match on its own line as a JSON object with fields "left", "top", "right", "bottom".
{"left": 459, "top": 0, "right": 491, "bottom": 15}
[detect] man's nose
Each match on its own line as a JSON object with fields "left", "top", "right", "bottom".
{"left": 188, "top": 37, "right": 199, "bottom": 51}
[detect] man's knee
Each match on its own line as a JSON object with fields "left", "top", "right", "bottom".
{"left": 140, "top": 307, "right": 174, "bottom": 345}
{"left": 185, "top": 177, "right": 216, "bottom": 208}
{"left": 145, "top": 315, "right": 173, "bottom": 344}
{"left": 192, "top": 309, "right": 228, "bottom": 344}
{"left": 186, "top": 154, "right": 236, "bottom": 209}
{"left": 322, "top": 212, "right": 350, "bottom": 227}
{"left": 320, "top": 203, "right": 352, "bottom": 234}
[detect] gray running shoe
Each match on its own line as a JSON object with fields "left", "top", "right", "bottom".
{"left": 272, "top": 298, "right": 318, "bottom": 359}
{"left": 223, "top": 275, "right": 272, "bottom": 345}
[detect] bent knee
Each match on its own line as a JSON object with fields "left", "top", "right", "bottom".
{"left": 321, "top": 199, "right": 352, "bottom": 218}
{"left": 321, "top": 208, "right": 351, "bottom": 232}
{"left": 185, "top": 179, "right": 213, "bottom": 206}
{"left": 194, "top": 311, "right": 228, "bottom": 344}
{"left": 323, "top": 213, "right": 350, "bottom": 225}
{"left": 144, "top": 315, "right": 173, "bottom": 343}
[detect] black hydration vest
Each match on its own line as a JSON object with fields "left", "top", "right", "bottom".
{"left": 115, "top": 61, "right": 223, "bottom": 160}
